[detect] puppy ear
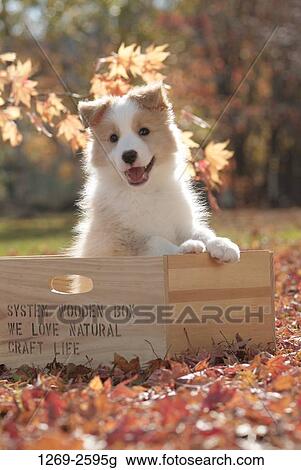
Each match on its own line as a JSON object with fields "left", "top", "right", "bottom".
{"left": 78, "top": 97, "right": 110, "bottom": 128}
{"left": 129, "top": 82, "right": 172, "bottom": 112}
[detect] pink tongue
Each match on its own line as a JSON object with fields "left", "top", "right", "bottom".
{"left": 126, "top": 167, "right": 145, "bottom": 183}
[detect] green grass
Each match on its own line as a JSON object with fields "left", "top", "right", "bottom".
{"left": 0, "top": 209, "right": 300, "bottom": 256}
{"left": 211, "top": 208, "right": 301, "bottom": 250}
{"left": 0, "top": 213, "right": 75, "bottom": 256}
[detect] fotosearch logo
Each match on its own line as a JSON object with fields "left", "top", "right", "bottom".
{"left": 30, "top": 303, "right": 270, "bottom": 326}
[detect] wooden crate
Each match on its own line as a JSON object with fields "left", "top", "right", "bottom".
{"left": 0, "top": 251, "right": 275, "bottom": 367}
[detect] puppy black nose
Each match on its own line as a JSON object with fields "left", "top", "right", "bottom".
{"left": 122, "top": 150, "right": 137, "bottom": 165}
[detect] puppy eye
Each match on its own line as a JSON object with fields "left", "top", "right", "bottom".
{"left": 110, "top": 133, "right": 119, "bottom": 143}
{"left": 139, "top": 127, "right": 150, "bottom": 136}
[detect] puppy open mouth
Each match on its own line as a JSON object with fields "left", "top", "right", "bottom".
{"left": 124, "top": 156, "right": 155, "bottom": 185}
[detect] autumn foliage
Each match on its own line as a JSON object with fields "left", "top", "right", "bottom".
{"left": 0, "top": 44, "right": 234, "bottom": 207}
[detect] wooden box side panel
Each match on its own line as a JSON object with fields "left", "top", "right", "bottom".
{"left": 0, "top": 257, "right": 167, "bottom": 367}
{"left": 164, "top": 251, "right": 275, "bottom": 355}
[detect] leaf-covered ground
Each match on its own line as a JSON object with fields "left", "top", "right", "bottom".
{"left": 0, "top": 209, "right": 300, "bottom": 450}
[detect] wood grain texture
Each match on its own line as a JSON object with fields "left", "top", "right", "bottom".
{"left": 0, "top": 257, "right": 167, "bottom": 366}
{"left": 165, "top": 251, "right": 275, "bottom": 355}
{"left": 0, "top": 251, "right": 275, "bottom": 367}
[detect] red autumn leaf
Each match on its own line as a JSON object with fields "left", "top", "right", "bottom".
{"left": 110, "top": 383, "right": 139, "bottom": 401}
{"left": 21, "top": 387, "right": 45, "bottom": 412}
{"left": 202, "top": 381, "right": 236, "bottom": 411}
{"left": 113, "top": 353, "right": 140, "bottom": 374}
{"left": 146, "top": 368, "right": 175, "bottom": 387}
{"left": 266, "top": 355, "right": 289, "bottom": 379}
{"left": 194, "top": 357, "right": 210, "bottom": 372}
{"left": 24, "top": 432, "right": 83, "bottom": 450}
{"left": 45, "top": 391, "right": 66, "bottom": 423}
{"left": 168, "top": 359, "right": 190, "bottom": 379}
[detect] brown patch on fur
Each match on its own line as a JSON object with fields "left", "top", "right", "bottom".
{"left": 78, "top": 98, "right": 111, "bottom": 128}
{"left": 128, "top": 82, "right": 172, "bottom": 112}
{"left": 132, "top": 107, "right": 170, "bottom": 131}
{"left": 95, "top": 119, "right": 118, "bottom": 142}
{"left": 132, "top": 107, "right": 177, "bottom": 156}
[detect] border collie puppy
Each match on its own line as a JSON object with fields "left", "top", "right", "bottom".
{"left": 70, "top": 82, "right": 240, "bottom": 262}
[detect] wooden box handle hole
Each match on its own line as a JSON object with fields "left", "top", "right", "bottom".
{"left": 50, "top": 274, "right": 93, "bottom": 295}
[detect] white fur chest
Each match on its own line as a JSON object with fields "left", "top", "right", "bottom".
{"left": 100, "top": 183, "right": 193, "bottom": 244}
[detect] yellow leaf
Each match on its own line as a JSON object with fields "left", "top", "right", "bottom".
{"left": 182, "top": 131, "right": 199, "bottom": 149}
{"left": 0, "top": 70, "right": 9, "bottom": 92}
{"left": 0, "top": 105, "right": 21, "bottom": 127}
{"left": 89, "top": 375, "right": 103, "bottom": 391}
{"left": 185, "top": 160, "right": 197, "bottom": 178}
{"left": 204, "top": 140, "right": 234, "bottom": 185}
{"left": 0, "top": 52, "right": 16, "bottom": 63}
{"left": 1, "top": 120, "right": 22, "bottom": 146}
{"left": 140, "top": 44, "right": 169, "bottom": 83}
{"left": 3, "top": 106, "right": 21, "bottom": 120}
{"left": 90, "top": 73, "right": 130, "bottom": 98}
{"left": 96, "top": 43, "right": 169, "bottom": 84}
{"left": 272, "top": 374, "right": 294, "bottom": 392}
{"left": 57, "top": 114, "right": 83, "bottom": 140}
{"left": 140, "top": 70, "right": 166, "bottom": 84}
{"left": 36, "top": 93, "right": 66, "bottom": 122}
{"left": 7, "top": 59, "right": 37, "bottom": 107}
{"left": 107, "top": 43, "right": 139, "bottom": 79}
{"left": 144, "top": 44, "right": 170, "bottom": 69}
{"left": 57, "top": 113, "right": 87, "bottom": 150}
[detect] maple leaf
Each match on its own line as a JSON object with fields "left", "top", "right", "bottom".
{"left": 36, "top": 93, "right": 66, "bottom": 123}
{"left": 90, "top": 73, "right": 130, "bottom": 98}
{"left": 143, "top": 44, "right": 170, "bottom": 72}
{"left": 89, "top": 375, "right": 103, "bottom": 392}
{"left": 182, "top": 130, "right": 199, "bottom": 150}
{"left": 202, "top": 381, "right": 235, "bottom": 411}
{"left": 110, "top": 382, "right": 139, "bottom": 400}
{"left": 7, "top": 59, "right": 37, "bottom": 107}
{"left": 0, "top": 52, "right": 16, "bottom": 63}
{"left": 194, "top": 357, "right": 210, "bottom": 372}
{"left": 266, "top": 355, "right": 289, "bottom": 379}
{"left": 140, "top": 44, "right": 169, "bottom": 82}
{"left": 57, "top": 113, "right": 87, "bottom": 150}
{"left": 0, "top": 70, "right": 9, "bottom": 92}
{"left": 24, "top": 433, "right": 83, "bottom": 450}
{"left": 94, "top": 43, "right": 169, "bottom": 88}
{"left": 0, "top": 106, "right": 21, "bottom": 125}
{"left": 107, "top": 43, "right": 138, "bottom": 79}
{"left": 1, "top": 120, "right": 22, "bottom": 146}
{"left": 114, "top": 353, "right": 140, "bottom": 374}
{"left": 127, "top": 46, "right": 145, "bottom": 77}
{"left": 184, "top": 161, "right": 197, "bottom": 179}
{"left": 204, "top": 140, "right": 234, "bottom": 185}
{"left": 45, "top": 391, "right": 66, "bottom": 423}
{"left": 168, "top": 359, "right": 190, "bottom": 379}
{"left": 147, "top": 368, "right": 175, "bottom": 387}
{"left": 271, "top": 374, "right": 295, "bottom": 392}
{"left": 146, "top": 43, "right": 169, "bottom": 60}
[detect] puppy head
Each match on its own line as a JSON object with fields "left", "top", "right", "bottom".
{"left": 78, "top": 82, "right": 179, "bottom": 187}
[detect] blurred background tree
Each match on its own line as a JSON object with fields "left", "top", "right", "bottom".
{"left": 0, "top": 0, "right": 301, "bottom": 216}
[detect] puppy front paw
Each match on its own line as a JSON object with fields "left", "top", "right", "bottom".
{"left": 179, "top": 239, "right": 206, "bottom": 254}
{"left": 207, "top": 237, "right": 240, "bottom": 263}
